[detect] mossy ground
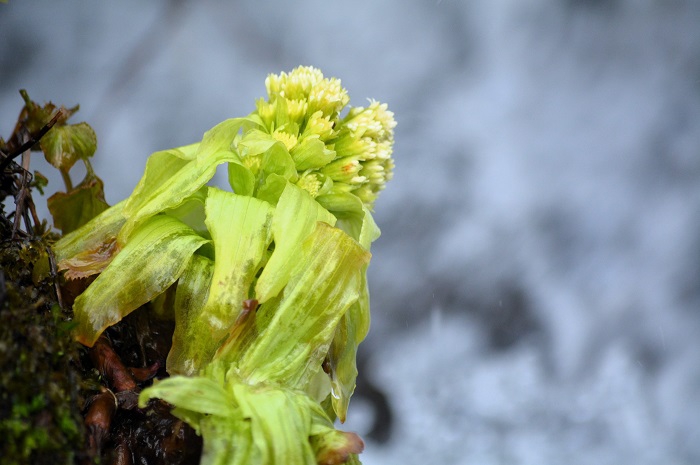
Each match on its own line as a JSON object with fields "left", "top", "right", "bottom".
{"left": 0, "top": 233, "right": 86, "bottom": 465}
{"left": 0, "top": 226, "right": 203, "bottom": 465}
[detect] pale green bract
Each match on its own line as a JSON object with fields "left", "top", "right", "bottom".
{"left": 53, "top": 66, "right": 395, "bottom": 465}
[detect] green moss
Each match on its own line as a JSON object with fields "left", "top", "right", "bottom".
{"left": 0, "top": 239, "right": 85, "bottom": 465}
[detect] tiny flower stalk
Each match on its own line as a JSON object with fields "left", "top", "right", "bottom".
{"left": 53, "top": 66, "right": 395, "bottom": 464}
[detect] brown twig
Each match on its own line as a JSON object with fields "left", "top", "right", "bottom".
{"left": 46, "top": 245, "right": 65, "bottom": 311}
{"left": 5, "top": 109, "right": 61, "bottom": 239}
{"left": 12, "top": 150, "right": 32, "bottom": 239}
{"left": 0, "top": 109, "right": 62, "bottom": 172}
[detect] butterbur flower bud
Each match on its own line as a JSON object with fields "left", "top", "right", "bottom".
{"left": 265, "top": 66, "right": 323, "bottom": 100}
{"left": 302, "top": 111, "right": 336, "bottom": 142}
{"left": 255, "top": 99, "right": 276, "bottom": 128}
{"left": 272, "top": 130, "right": 298, "bottom": 151}
{"left": 321, "top": 156, "right": 365, "bottom": 184}
{"left": 307, "top": 77, "right": 349, "bottom": 118}
{"left": 254, "top": 66, "right": 395, "bottom": 210}
{"left": 323, "top": 102, "right": 395, "bottom": 206}
{"left": 286, "top": 98, "right": 309, "bottom": 121}
{"left": 360, "top": 159, "right": 386, "bottom": 184}
{"left": 345, "top": 100, "right": 396, "bottom": 139}
{"left": 295, "top": 172, "right": 323, "bottom": 198}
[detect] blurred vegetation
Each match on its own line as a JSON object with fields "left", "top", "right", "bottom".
{"left": 0, "top": 91, "right": 88, "bottom": 464}
{"left": 1, "top": 90, "right": 204, "bottom": 465}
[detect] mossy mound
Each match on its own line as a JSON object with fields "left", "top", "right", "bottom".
{"left": 0, "top": 236, "right": 85, "bottom": 465}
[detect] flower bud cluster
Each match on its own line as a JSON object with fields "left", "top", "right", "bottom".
{"left": 254, "top": 66, "right": 395, "bottom": 208}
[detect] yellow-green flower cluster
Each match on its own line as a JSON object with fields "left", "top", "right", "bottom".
{"left": 253, "top": 66, "right": 395, "bottom": 207}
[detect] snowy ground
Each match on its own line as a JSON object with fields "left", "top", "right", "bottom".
{"left": 2, "top": 1, "right": 700, "bottom": 463}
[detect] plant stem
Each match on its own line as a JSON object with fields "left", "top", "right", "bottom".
{"left": 61, "top": 169, "right": 73, "bottom": 192}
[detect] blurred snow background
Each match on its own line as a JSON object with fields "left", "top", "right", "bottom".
{"left": 2, "top": 0, "right": 700, "bottom": 463}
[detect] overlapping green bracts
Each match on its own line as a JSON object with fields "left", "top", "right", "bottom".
{"left": 139, "top": 363, "right": 364, "bottom": 465}
{"left": 167, "top": 188, "right": 274, "bottom": 375}
{"left": 255, "top": 183, "right": 337, "bottom": 303}
{"left": 217, "top": 221, "right": 369, "bottom": 388}
{"left": 53, "top": 66, "right": 395, "bottom": 465}
{"left": 71, "top": 214, "right": 208, "bottom": 347}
